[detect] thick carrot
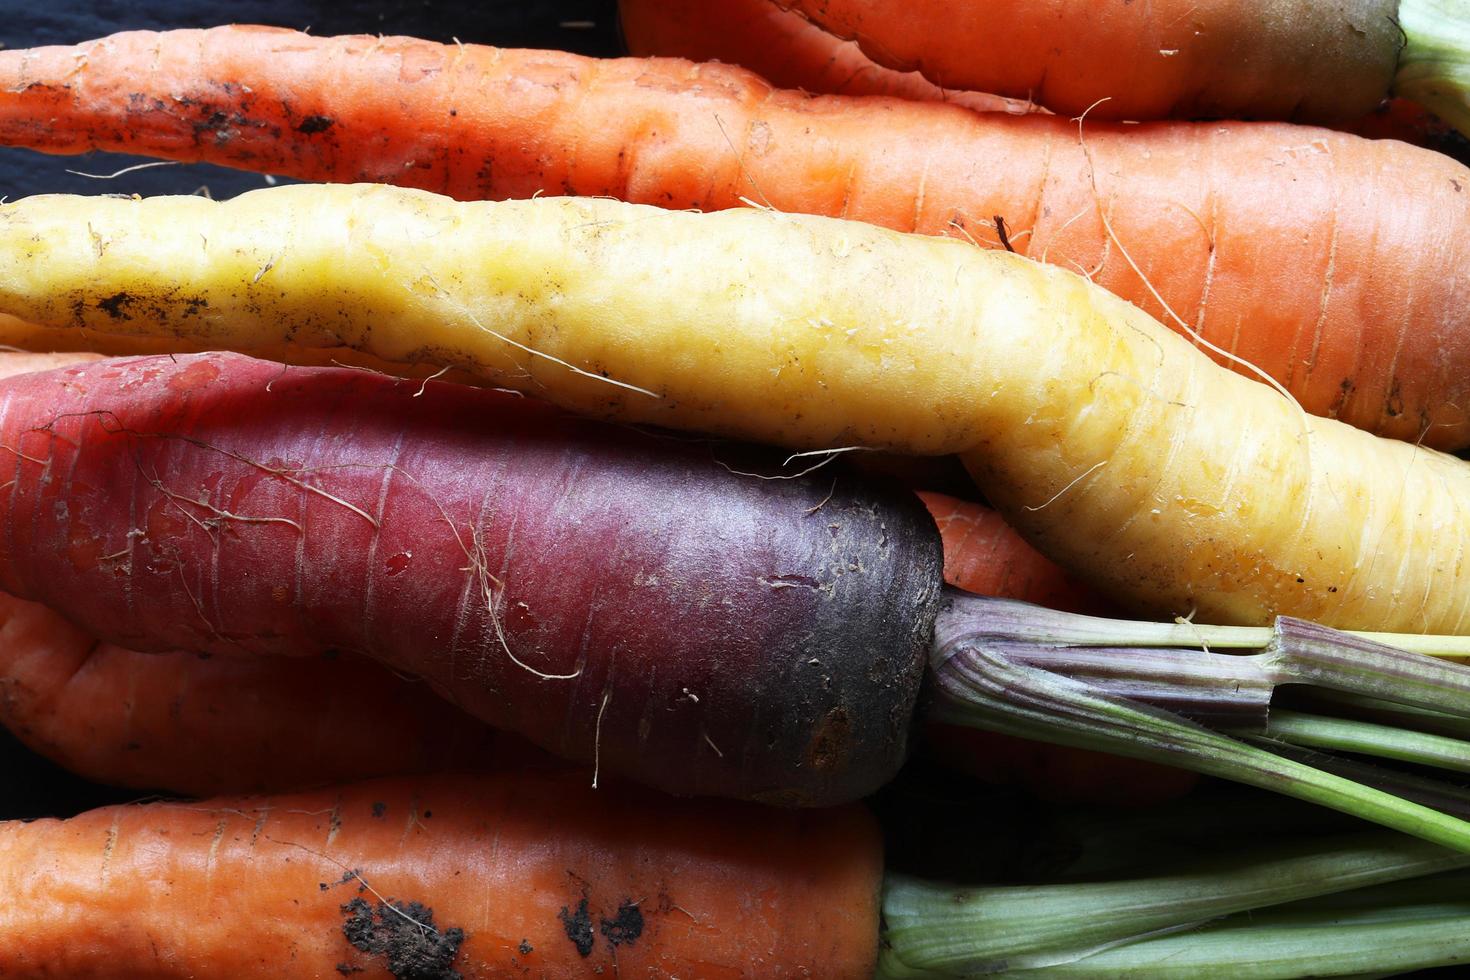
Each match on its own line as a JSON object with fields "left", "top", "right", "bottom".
{"left": 2, "top": 186, "right": 1468, "bottom": 634}
{"left": 770, "top": 0, "right": 1470, "bottom": 133}
{"left": 2, "top": 30, "right": 1465, "bottom": 448}
{"left": 0, "top": 771, "right": 884, "bottom": 976}
{"left": 0, "top": 591, "right": 555, "bottom": 796}
{"left": 618, "top": 0, "right": 1032, "bottom": 113}
{"left": 8, "top": 770, "right": 1470, "bottom": 978}
{"left": 0, "top": 351, "right": 942, "bottom": 805}
{"left": 15, "top": 356, "right": 1470, "bottom": 846}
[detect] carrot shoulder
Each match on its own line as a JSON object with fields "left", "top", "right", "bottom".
{"left": 0, "top": 771, "right": 883, "bottom": 977}
{"left": 1, "top": 28, "right": 1464, "bottom": 448}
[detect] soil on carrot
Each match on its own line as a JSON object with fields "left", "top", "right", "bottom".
{"left": 599, "top": 900, "right": 644, "bottom": 948}
{"left": 558, "top": 897, "right": 595, "bottom": 957}
{"left": 339, "top": 896, "right": 466, "bottom": 980}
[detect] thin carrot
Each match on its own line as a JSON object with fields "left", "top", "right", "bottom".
{"left": 618, "top": 0, "right": 1033, "bottom": 113}
{"left": 769, "top": 0, "right": 1470, "bottom": 134}
{"left": 0, "top": 591, "right": 552, "bottom": 796}
{"left": 1, "top": 28, "right": 1465, "bottom": 448}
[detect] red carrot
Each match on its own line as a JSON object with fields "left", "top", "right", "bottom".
{"left": 1, "top": 27, "right": 1465, "bottom": 447}
{"left": 917, "top": 491, "right": 1111, "bottom": 617}
{"left": 0, "top": 351, "right": 942, "bottom": 806}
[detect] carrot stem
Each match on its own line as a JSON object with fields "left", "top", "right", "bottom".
{"left": 1396, "top": 0, "right": 1470, "bottom": 137}
{"left": 877, "top": 833, "right": 1470, "bottom": 978}
{"left": 930, "top": 591, "right": 1470, "bottom": 852}
{"left": 1259, "top": 709, "right": 1470, "bottom": 775}
{"left": 1005, "top": 873, "right": 1470, "bottom": 977}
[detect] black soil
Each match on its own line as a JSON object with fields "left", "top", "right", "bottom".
{"left": 340, "top": 896, "right": 466, "bottom": 980}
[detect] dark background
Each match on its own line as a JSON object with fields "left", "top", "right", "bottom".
{"left": 1, "top": 0, "right": 623, "bottom": 820}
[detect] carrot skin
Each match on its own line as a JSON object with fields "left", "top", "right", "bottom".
{"left": 770, "top": 0, "right": 1401, "bottom": 124}
{"left": 0, "top": 28, "right": 1464, "bottom": 447}
{"left": 0, "top": 771, "right": 883, "bottom": 977}
{"left": 0, "top": 352, "right": 943, "bottom": 806}
{"left": 618, "top": 0, "right": 1031, "bottom": 113}
{"left": 916, "top": 491, "right": 1112, "bottom": 617}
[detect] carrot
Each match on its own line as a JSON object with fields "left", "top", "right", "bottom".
{"left": 622, "top": 0, "right": 1470, "bottom": 164}
{"left": 916, "top": 491, "right": 1111, "bottom": 618}
{"left": 16, "top": 352, "right": 1470, "bottom": 848}
{"left": 7, "top": 770, "right": 1470, "bottom": 978}
{"left": 0, "top": 771, "right": 884, "bottom": 976}
{"left": 768, "top": 0, "right": 1470, "bottom": 133}
{"left": 2, "top": 185, "right": 1468, "bottom": 635}
{"left": 0, "top": 590, "right": 557, "bottom": 796}
{"left": 1, "top": 29, "right": 1465, "bottom": 448}
{"left": 618, "top": 0, "right": 1034, "bottom": 113}
{"left": 0, "top": 350, "right": 943, "bottom": 805}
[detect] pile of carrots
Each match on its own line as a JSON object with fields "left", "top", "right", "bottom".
{"left": 6, "top": 1, "right": 1470, "bottom": 975}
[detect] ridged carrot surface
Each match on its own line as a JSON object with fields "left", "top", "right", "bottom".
{"left": 0, "top": 27, "right": 1467, "bottom": 446}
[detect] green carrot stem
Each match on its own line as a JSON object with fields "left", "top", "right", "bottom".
{"left": 1396, "top": 0, "right": 1470, "bottom": 137}
{"left": 1261, "top": 709, "right": 1470, "bottom": 774}
{"left": 876, "top": 833, "right": 1469, "bottom": 978}
{"left": 991, "top": 640, "right": 1273, "bottom": 727}
{"left": 999, "top": 876, "right": 1470, "bottom": 978}
{"left": 928, "top": 640, "right": 1470, "bottom": 852}
{"left": 1292, "top": 688, "right": 1470, "bottom": 741}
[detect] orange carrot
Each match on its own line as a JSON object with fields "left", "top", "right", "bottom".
{"left": 618, "top": 0, "right": 1033, "bottom": 113}
{"left": 622, "top": 0, "right": 1469, "bottom": 164}
{"left": 0, "top": 591, "right": 555, "bottom": 796}
{"left": 0, "top": 771, "right": 883, "bottom": 977}
{"left": 917, "top": 491, "right": 1111, "bottom": 617}
{"left": 768, "top": 0, "right": 1470, "bottom": 134}
{"left": 1, "top": 28, "right": 1465, "bottom": 448}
